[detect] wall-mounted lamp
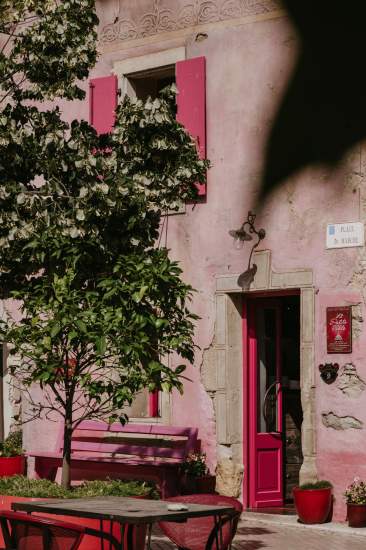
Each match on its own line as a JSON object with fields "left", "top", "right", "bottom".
{"left": 229, "top": 211, "right": 266, "bottom": 289}
{"left": 229, "top": 225, "right": 253, "bottom": 250}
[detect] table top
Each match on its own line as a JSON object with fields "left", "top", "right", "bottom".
{"left": 12, "top": 497, "right": 235, "bottom": 525}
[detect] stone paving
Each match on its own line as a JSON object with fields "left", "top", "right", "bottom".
{"left": 150, "top": 517, "right": 366, "bottom": 549}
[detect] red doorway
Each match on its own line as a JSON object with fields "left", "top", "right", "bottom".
{"left": 244, "top": 293, "right": 302, "bottom": 509}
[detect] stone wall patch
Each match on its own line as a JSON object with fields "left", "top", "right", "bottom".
{"left": 322, "top": 411, "right": 363, "bottom": 430}
{"left": 337, "top": 363, "right": 366, "bottom": 399}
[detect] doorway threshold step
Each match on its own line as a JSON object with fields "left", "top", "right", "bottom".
{"left": 241, "top": 512, "right": 366, "bottom": 537}
{"left": 242, "top": 510, "right": 297, "bottom": 526}
{"left": 246, "top": 506, "right": 296, "bottom": 516}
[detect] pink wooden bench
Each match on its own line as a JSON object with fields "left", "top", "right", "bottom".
{"left": 28, "top": 421, "right": 198, "bottom": 498}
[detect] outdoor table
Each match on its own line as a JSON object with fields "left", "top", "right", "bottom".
{"left": 12, "top": 496, "right": 236, "bottom": 549}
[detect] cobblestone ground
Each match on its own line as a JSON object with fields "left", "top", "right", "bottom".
{"left": 150, "top": 518, "right": 366, "bottom": 549}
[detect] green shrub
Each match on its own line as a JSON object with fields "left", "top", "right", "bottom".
{"left": 181, "top": 452, "right": 208, "bottom": 477}
{"left": 75, "top": 479, "right": 157, "bottom": 499}
{"left": 0, "top": 476, "right": 157, "bottom": 499}
{"left": 0, "top": 476, "right": 69, "bottom": 498}
{"left": 299, "top": 480, "right": 332, "bottom": 490}
{"left": 0, "top": 431, "right": 23, "bottom": 457}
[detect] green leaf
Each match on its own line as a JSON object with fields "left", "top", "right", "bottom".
{"left": 175, "top": 365, "right": 186, "bottom": 375}
{"left": 96, "top": 335, "right": 107, "bottom": 356}
{"left": 42, "top": 336, "right": 51, "bottom": 350}
{"left": 154, "top": 318, "right": 167, "bottom": 328}
{"left": 50, "top": 323, "right": 61, "bottom": 338}
{"left": 76, "top": 320, "right": 87, "bottom": 333}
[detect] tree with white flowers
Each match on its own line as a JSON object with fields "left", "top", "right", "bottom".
{"left": 0, "top": 0, "right": 207, "bottom": 488}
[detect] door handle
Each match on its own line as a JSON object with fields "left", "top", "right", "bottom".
{"left": 262, "top": 380, "right": 281, "bottom": 433}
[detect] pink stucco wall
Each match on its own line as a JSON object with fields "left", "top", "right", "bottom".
{"left": 21, "top": 1, "right": 366, "bottom": 521}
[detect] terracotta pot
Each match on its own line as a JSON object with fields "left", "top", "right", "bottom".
{"left": 0, "top": 456, "right": 25, "bottom": 477}
{"left": 195, "top": 475, "right": 216, "bottom": 494}
{"left": 180, "top": 474, "right": 216, "bottom": 495}
{"left": 180, "top": 473, "right": 197, "bottom": 495}
{"left": 347, "top": 503, "right": 366, "bottom": 527}
{"left": 0, "top": 495, "right": 147, "bottom": 550}
{"left": 293, "top": 487, "right": 332, "bottom": 524}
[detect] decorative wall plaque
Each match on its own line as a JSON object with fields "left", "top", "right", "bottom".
{"left": 326, "top": 306, "right": 352, "bottom": 354}
{"left": 319, "top": 363, "right": 339, "bottom": 384}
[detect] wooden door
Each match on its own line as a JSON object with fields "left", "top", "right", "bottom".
{"left": 248, "top": 300, "right": 284, "bottom": 508}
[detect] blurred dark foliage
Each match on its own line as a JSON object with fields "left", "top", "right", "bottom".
{"left": 262, "top": 0, "right": 366, "bottom": 197}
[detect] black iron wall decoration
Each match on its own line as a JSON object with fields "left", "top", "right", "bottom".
{"left": 229, "top": 211, "right": 266, "bottom": 290}
{"left": 319, "top": 363, "right": 339, "bottom": 384}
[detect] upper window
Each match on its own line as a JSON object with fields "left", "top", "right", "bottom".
{"left": 127, "top": 65, "right": 175, "bottom": 101}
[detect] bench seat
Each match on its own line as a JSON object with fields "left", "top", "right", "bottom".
{"left": 28, "top": 421, "right": 198, "bottom": 497}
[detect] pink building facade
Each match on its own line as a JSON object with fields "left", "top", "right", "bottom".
{"left": 17, "top": 0, "right": 366, "bottom": 521}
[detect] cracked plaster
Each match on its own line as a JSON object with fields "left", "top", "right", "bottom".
{"left": 351, "top": 303, "right": 364, "bottom": 340}
{"left": 322, "top": 411, "right": 363, "bottom": 430}
{"left": 337, "top": 363, "right": 366, "bottom": 399}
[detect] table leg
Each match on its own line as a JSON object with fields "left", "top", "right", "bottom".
{"left": 228, "top": 516, "right": 233, "bottom": 550}
{"left": 211, "top": 515, "right": 225, "bottom": 550}
{"left": 119, "top": 523, "right": 136, "bottom": 550}
{"left": 109, "top": 519, "right": 114, "bottom": 550}
{"left": 99, "top": 520, "right": 104, "bottom": 550}
{"left": 213, "top": 515, "right": 220, "bottom": 550}
{"left": 146, "top": 523, "right": 152, "bottom": 550}
{"left": 126, "top": 524, "right": 135, "bottom": 550}
{"left": 219, "top": 515, "right": 224, "bottom": 549}
{"left": 98, "top": 518, "right": 115, "bottom": 550}
{"left": 120, "top": 523, "right": 126, "bottom": 550}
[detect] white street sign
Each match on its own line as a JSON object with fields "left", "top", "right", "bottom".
{"left": 326, "top": 222, "right": 364, "bottom": 249}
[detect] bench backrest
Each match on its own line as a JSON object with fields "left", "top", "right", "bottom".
{"left": 56, "top": 421, "right": 198, "bottom": 462}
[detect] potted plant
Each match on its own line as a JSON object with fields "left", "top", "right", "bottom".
{"left": 0, "top": 476, "right": 156, "bottom": 549}
{"left": 180, "top": 452, "right": 216, "bottom": 494}
{"left": 0, "top": 431, "right": 25, "bottom": 477}
{"left": 293, "top": 480, "right": 332, "bottom": 524}
{"left": 344, "top": 477, "right": 366, "bottom": 527}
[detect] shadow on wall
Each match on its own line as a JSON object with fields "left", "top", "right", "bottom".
{"left": 261, "top": 0, "right": 366, "bottom": 198}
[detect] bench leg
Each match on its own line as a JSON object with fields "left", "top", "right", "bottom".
{"left": 161, "top": 471, "right": 179, "bottom": 499}
{"left": 34, "top": 459, "right": 58, "bottom": 481}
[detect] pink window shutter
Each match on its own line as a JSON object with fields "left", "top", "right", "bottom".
{"left": 89, "top": 75, "right": 118, "bottom": 134}
{"left": 176, "top": 57, "right": 207, "bottom": 196}
{"left": 149, "top": 391, "right": 159, "bottom": 417}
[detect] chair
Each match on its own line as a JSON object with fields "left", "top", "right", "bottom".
{"left": 0, "top": 510, "right": 85, "bottom": 550}
{"left": 0, "top": 510, "right": 120, "bottom": 550}
{"left": 158, "top": 494, "right": 243, "bottom": 550}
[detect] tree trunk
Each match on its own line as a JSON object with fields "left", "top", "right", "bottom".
{"left": 61, "top": 409, "right": 73, "bottom": 490}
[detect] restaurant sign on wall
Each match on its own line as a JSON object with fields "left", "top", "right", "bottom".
{"left": 327, "top": 306, "right": 352, "bottom": 353}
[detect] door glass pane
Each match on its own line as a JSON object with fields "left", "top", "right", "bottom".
{"left": 256, "top": 308, "right": 278, "bottom": 433}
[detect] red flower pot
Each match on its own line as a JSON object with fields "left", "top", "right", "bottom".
{"left": 180, "top": 474, "right": 216, "bottom": 494}
{"left": 347, "top": 503, "right": 366, "bottom": 527}
{"left": 293, "top": 487, "right": 332, "bottom": 524}
{"left": 0, "top": 456, "right": 25, "bottom": 477}
{"left": 180, "top": 474, "right": 197, "bottom": 495}
{"left": 196, "top": 475, "right": 216, "bottom": 494}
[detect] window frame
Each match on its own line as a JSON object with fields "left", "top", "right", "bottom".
{"left": 113, "top": 47, "right": 186, "bottom": 99}
{"left": 112, "top": 47, "right": 189, "bottom": 424}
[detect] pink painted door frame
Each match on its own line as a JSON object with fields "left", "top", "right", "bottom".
{"left": 246, "top": 298, "right": 284, "bottom": 508}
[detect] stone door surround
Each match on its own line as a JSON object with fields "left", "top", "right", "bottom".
{"left": 202, "top": 249, "right": 317, "bottom": 496}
